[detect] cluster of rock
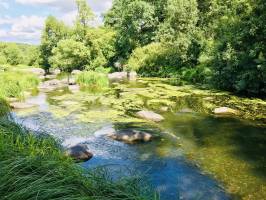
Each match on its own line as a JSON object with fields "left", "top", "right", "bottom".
{"left": 107, "top": 129, "right": 153, "bottom": 143}
{"left": 108, "top": 71, "right": 137, "bottom": 82}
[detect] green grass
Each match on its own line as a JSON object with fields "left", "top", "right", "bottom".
{"left": 0, "top": 119, "right": 156, "bottom": 200}
{"left": 0, "top": 71, "right": 39, "bottom": 100}
{"left": 76, "top": 71, "right": 109, "bottom": 91}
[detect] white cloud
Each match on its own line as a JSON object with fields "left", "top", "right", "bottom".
{"left": 1, "top": 0, "right": 113, "bottom": 43}
{"left": 0, "top": 15, "right": 45, "bottom": 43}
{"left": 0, "top": 0, "right": 9, "bottom": 9}
{"left": 16, "top": 0, "right": 76, "bottom": 12}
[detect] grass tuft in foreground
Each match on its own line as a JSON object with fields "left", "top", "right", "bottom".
{"left": 0, "top": 119, "right": 156, "bottom": 200}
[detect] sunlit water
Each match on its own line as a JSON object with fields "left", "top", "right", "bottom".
{"left": 11, "top": 81, "right": 266, "bottom": 200}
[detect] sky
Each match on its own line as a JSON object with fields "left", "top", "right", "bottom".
{"left": 0, "top": 0, "right": 113, "bottom": 44}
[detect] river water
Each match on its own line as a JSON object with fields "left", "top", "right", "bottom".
{"left": 11, "top": 79, "right": 266, "bottom": 200}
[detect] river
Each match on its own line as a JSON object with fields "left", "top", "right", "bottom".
{"left": 11, "top": 78, "right": 266, "bottom": 200}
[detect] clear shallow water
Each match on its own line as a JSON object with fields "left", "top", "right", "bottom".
{"left": 11, "top": 82, "right": 266, "bottom": 200}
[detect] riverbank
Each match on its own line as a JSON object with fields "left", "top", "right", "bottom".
{"left": 0, "top": 115, "right": 155, "bottom": 200}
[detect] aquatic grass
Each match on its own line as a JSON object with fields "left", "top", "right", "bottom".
{"left": 0, "top": 71, "right": 39, "bottom": 100}
{"left": 76, "top": 71, "right": 109, "bottom": 92}
{"left": 0, "top": 119, "right": 156, "bottom": 200}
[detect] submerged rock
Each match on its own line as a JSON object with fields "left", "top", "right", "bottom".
{"left": 10, "top": 102, "right": 37, "bottom": 109}
{"left": 136, "top": 110, "right": 165, "bottom": 122}
{"left": 214, "top": 107, "right": 239, "bottom": 115}
{"left": 179, "top": 108, "right": 194, "bottom": 113}
{"left": 68, "top": 85, "right": 80, "bottom": 93}
{"left": 38, "top": 79, "right": 65, "bottom": 91}
{"left": 108, "top": 129, "right": 152, "bottom": 143}
{"left": 45, "top": 74, "right": 57, "bottom": 79}
{"left": 66, "top": 144, "right": 93, "bottom": 162}
{"left": 108, "top": 72, "right": 128, "bottom": 81}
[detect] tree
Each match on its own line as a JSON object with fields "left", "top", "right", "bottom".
{"left": 210, "top": 0, "right": 266, "bottom": 95}
{"left": 85, "top": 28, "right": 116, "bottom": 69}
{"left": 2, "top": 43, "right": 22, "bottom": 65}
{"left": 105, "top": 0, "right": 158, "bottom": 59}
{"left": 74, "top": 0, "right": 94, "bottom": 41}
{"left": 40, "top": 16, "right": 69, "bottom": 72}
{"left": 49, "top": 39, "right": 90, "bottom": 80}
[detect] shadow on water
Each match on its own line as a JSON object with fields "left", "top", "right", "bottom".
{"left": 161, "top": 111, "right": 266, "bottom": 199}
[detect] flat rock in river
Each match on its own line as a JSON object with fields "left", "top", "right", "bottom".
{"left": 136, "top": 110, "right": 165, "bottom": 122}
{"left": 10, "top": 102, "right": 37, "bottom": 109}
{"left": 66, "top": 144, "right": 93, "bottom": 162}
{"left": 108, "top": 129, "right": 152, "bottom": 143}
{"left": 108, "top": 72, "right": 128, "bottom": 81}
{"left": 214, "top": 107, "right": 239, "bottom": 115}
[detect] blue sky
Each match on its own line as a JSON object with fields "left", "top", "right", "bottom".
{"left": 0, "top": 0, "right": 112, "bottom": 44}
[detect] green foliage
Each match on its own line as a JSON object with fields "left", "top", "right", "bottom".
{"left": 74, "top": 0, "right": 94, "bottom": 41}
{"left": 127, "top": 43, "right": 169, "bottom": 76}
{"left": 85, "top": 28, "right": 116, "bottom": 70}
{"left": 0, "top": 42, "right": 22, "bottom": 65}
{"left": 0, "top": 71, "right": 39, "bottom": 99}
{"left": 76, "top": 71, "right": 109, "bottom": 90}
{"left": 208, "top": 0, "right": 266, "bottom": 95}
{"left": 105, "top": 0, "right": 158, "bottom": 58}
{"left": 50, "top": 39, "right": 90, "bottom": 73}
{"left": 0, "top": 120, "right": 156, "bottom": 200}
{"left": 0, "top": 42, "right": 39, "bottom": 67}
{"left": 40, "top": 16, "right": 69, "bottom": 72}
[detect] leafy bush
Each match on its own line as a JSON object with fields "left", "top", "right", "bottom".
{"left": 180, "top": 65, "right": 213, "bottom": 84}
{"left": 0, "top": 71, "right": 39, "bottom": 99}
{"left": 76, "top": 71, "right": 109, "bottom": 90}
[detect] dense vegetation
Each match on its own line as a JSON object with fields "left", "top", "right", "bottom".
{"left": 0, "top": 71, "right": 39, "bottom": 100}
{"left": 1, "top": 0, "right": 264, "bottom": 96}
{"left": 0, "top": 42, "right": 39, "bottom": 68}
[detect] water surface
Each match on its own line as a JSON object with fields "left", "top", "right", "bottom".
{"left": 12, "top": 80, "right": 266, "bottom": 200}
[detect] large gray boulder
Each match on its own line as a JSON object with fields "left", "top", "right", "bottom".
{"left": 24, "top": 68, "right": 45, "bottom": 76}
{"left": 136, "top": 110, "right": 165, "bottom": 122}
{"left": 214, "top": 107, "right": 239, "bottom": 115}
{"left": 108, "top": 72, "right": 128, "bottom": 81}
{"left": 108, "top": 129, "right": 152, "bottom": 143}
{"left": 66, "top": 144, "right": 93, "bottom": 162}
{"left": 51, "top": 69, "right": 61, "bottom": 75}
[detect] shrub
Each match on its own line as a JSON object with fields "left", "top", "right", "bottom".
{"left": 0, "top": 71, "right": 39, "bottom": 99}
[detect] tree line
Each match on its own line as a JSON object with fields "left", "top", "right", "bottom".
{"left": 1, "top": 0, "right": 265, "bottom": 96}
